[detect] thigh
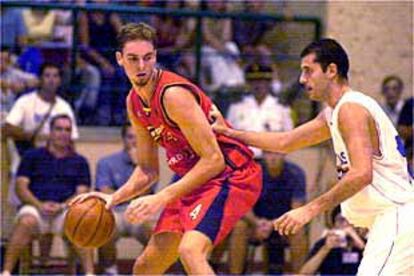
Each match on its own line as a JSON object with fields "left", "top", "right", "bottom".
{"left": 16, "top": 205, "right": 46, "bottom": 233}
{"left": 51, "top": 210, "right": 68, "bottom": 235}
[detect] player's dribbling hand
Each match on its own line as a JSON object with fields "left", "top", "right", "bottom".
{"left": 69, "top": 192, "right": 114, "bottom": 210}
{"left": 273, "top": 206, "right": 315, "bottom": 236}
{"left": 125, "top": 194, "right": 166, "bottom": 224}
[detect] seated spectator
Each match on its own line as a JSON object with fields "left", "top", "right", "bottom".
{"left": 397, "top": 97, "right": 413, "bottom": 145}
{"left": 201, "top": 0, "right": 244, "bottom": 92}
{"left": 22, "top": 8, "right": 57, "bottom": 45}
{"left": 0, "top": 7, "right": 27, "bottom": 53}
{"left": 1, "top": 114, "right": 94, "bottom": 276}
{"left": 151, "top": 0, "right": 183, "bottom": 70}
{"left": 226, "top": 63, "right": 292, "bottom": 159}
{"left": 381, "top": 75, "right": 405, "bottom": 126}
{"left": 0, "top": 47, "right": 39, "bottom": 119}
{"left": 79, "top": 0, "right": 128, "bottom": 125}
{"left": 299, "top": 206, "right": 366, "bottom": 276}
{"left": 95, "top": 123, "right": 156, "bottom": 275}
{"left": 225, "top": 151, "right": 307, "bottom": 274}
{"left": 3, "top": 62, "right": 79, "bottom": 157}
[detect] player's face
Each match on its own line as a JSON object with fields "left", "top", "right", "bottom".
{"left": 50, "top": 118, "right": 72, "bottom": 148}
{"left": 299, "top": 53, "right": 330, "bottom": 101}
{"left": 117, "top": 40, "right": 157, "bottom": 87}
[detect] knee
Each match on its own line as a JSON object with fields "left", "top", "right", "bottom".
{"left": 18, "top": 215, "right": 38, "bottom": 229}
{"left": 178, "top": 242, "right": 208, "bottom": 263}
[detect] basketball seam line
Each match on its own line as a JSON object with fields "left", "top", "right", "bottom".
{"left": 71, "top": 200, "right": 99, "bottom": 245}
{"left": 83, "top": 199, "right": 105, "bottom": 247}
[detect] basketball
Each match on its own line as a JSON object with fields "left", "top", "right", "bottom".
{"left": 64, "top": 196, "right": 115, "bottom": 248}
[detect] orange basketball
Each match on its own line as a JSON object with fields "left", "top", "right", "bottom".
{"left": 64, "top": 196, "right": 115, "bottom": 248}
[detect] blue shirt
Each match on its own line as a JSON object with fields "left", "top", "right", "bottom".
{"left": 253, "top": 161, "right": 306, "bottom": 219}
{"left": 0, "top": 8, "right": 27, "bottom": 50}
{"left": 95, "top": 150, "right": 156, "bottom": 209}
{"left": 17, "top": 147, "right": 91, "bottom": 203}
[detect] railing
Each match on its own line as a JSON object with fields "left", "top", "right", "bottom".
{"left": 2, "top": 1, "right": 322, "bottom": 83}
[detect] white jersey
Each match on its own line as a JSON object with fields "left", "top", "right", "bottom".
{"left": 324, "top": 90, "right": 414, "bottom": 228}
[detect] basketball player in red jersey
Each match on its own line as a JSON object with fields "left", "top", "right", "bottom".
{"left": 72, "top": 22, "right": 262, "bottom": 274}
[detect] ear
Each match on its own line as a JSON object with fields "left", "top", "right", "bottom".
{"left": 327, "top": 63, "right": 338, "bottom": 79}
{"left": 116, "top": 51, "right": 123, "bottom": 66}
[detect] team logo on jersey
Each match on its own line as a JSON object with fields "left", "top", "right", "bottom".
{"left": 147, "top": 125, "right": 165, "bottom": 142}
{"left": 336, "top": 151, "right": 349, "bottom": 180}
{"left": 189, "top": 204, "right": 203, "bottom": 220}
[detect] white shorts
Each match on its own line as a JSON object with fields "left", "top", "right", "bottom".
{"left": 357, "top": 202, "right": 414, "bottom": 276}
{"left": 16, "top": 205, "right": 67, "bottom": 235}
{"left": 113, "top": 208, "right": 155, "bottom": 245}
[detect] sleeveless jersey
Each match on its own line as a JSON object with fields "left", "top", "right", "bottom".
{"left": 324, "top": 91, "right": 414, "bottom": 228}
{"left": 128, "top": 70, "right": 254, "bottom": 176}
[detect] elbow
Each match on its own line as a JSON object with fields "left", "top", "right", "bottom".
{"left": 209, "top": 152, "right": 226, "bottom": 175}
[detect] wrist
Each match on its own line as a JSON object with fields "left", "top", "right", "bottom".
{"left": 158, "top": 189, "right": 174, "bottom": 204}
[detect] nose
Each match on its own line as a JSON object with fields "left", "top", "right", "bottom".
{"left": 299, "top": 72, "right": 306, "bottom": 85}
{"left": 138, "top": 58, "right": 145, "bottom": 70}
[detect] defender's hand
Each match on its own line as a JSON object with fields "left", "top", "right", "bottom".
{"left": 273, "top": 206, "right": 315, "bottom": 236}
{"left": 209, "top": 105, "right": 230, "bottom": 135}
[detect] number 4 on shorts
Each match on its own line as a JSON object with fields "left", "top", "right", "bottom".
{"left": 189, "top": 204, "right": 203, "bottom": 220}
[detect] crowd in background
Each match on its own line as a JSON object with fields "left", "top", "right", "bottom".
{"left": 1, "top": 1, "right": 412, "bottom": 275}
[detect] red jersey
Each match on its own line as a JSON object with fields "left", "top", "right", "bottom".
{"left": 128, "top": 70, "right": 254, "bottom": 176}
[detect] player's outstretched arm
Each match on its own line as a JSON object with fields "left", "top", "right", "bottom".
{"left": 211, "top": 106, "right": 331, "bottom": 153}
{"left": 274, "top": 103, "right": 375, "bottom": 235}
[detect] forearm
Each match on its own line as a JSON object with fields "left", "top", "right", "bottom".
{"left": 16, "top": 186, "right": 42, "bottom": 208}
{"left": 3, "top": 123, "right": 32, "bottom": 141}
{"left": 159, "top": 154, "right": 225, "bottom": 203}
{"left": 289, "top": 229, "right": 308, "bottom": 272}
{"left": 111, "top": 166, "right": 158, "bottom": 206}
{"left": 224, "top": 128, "right": 289, "bottom": 153}
{"left": 307, "top": 171, "right": 371, "bottom": 218}
{"left": 299, "top": 247, "right": 330, "bottom": 274}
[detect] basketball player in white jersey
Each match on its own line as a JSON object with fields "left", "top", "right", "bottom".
{"left": 211, "top": 38, "right": 414, "bottom": 275}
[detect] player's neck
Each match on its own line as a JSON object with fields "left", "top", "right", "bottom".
{"left": 48, "top": 143, "right": 71, "bottom": 158}
{"left": 326, "top": 82, "right": 350, "bottom": 108}
{"left": 133, "top": 68, "right": 159, "bottom": 105}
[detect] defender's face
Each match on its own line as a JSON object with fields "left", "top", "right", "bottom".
{"left": 117, "top": 40, "right": 157, "bottom": 87}
{"left": 299, "top": 53, "right": 330, "bottom": 101}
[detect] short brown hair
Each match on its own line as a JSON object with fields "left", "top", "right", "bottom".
{"left": 117, "top": 22, "right": 157, "bottom": 51}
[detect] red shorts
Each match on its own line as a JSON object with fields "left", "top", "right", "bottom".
{"left": 154, "top": 161, "right": 262, "bottom": 245}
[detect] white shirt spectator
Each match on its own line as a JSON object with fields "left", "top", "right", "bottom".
{"left": 6, "top": 91, "right": 79, "bottom": 146}
{"left": 382, "top": 99, "right": 404, "bottom": 126}
{"left": 227, "top": 94, "right": 293, "bottom": 158}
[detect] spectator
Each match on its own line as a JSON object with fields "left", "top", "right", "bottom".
{"left": 397, "top": 97, "right": 413, "bottom": 176}
{"left": 0, "top": 47, "right": 39, "bottom": 119}
{"left": 0, "top": 7, "right": 27, "bottom": 53}
{"left": 381, "top": 75, "right": 405, "bottom": 126}
{"left": 3, "top": 62, "right": 79, "bottom": 157}
{"left": 201, "top": 0, "right": 244, "bottom": 91}
{"left": 397, "top": 97, "right": 413, "bottom": 145}
{"left": 226, "top": 63, "right": 293, "bottom": 159}
{"left": 95, "top": 123, "right": 156, "bottom": 275}
{"left": 79, "top": 0, "right": 127, "bottom": 125}
{"left": 226, "top": 151, "right": 307, "bottom": 274}
{"left": 22, "top": 8, "right": 57, "bottom": 45}
{"left": 151, "top": 0, "right": 183, "bottom": 70}
{"left": 300, "top": 206, "right": 365, "bottom": 275}
{"left": 232, "top": 0, "right": 275, "bottom": 60}
{"left": 1, "top": 114, "right": 94, "bottom": 276}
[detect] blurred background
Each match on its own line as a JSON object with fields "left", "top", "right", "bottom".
{"left": 1, "top": 0, "right": 412, "bottom": 275}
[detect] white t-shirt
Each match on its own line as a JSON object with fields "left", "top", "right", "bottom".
{"left": 6, "top": 91, "right": 79, "bottom": 145}
{"left": 324, "top": 90, "right": 414, "bottom": 228}
{"left": 227, "top": 94, "right": 293, "bottom": 158}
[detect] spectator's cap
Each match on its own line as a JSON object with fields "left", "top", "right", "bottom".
{"left": 245, "top": 63, "right": 273, "bottom": 81}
